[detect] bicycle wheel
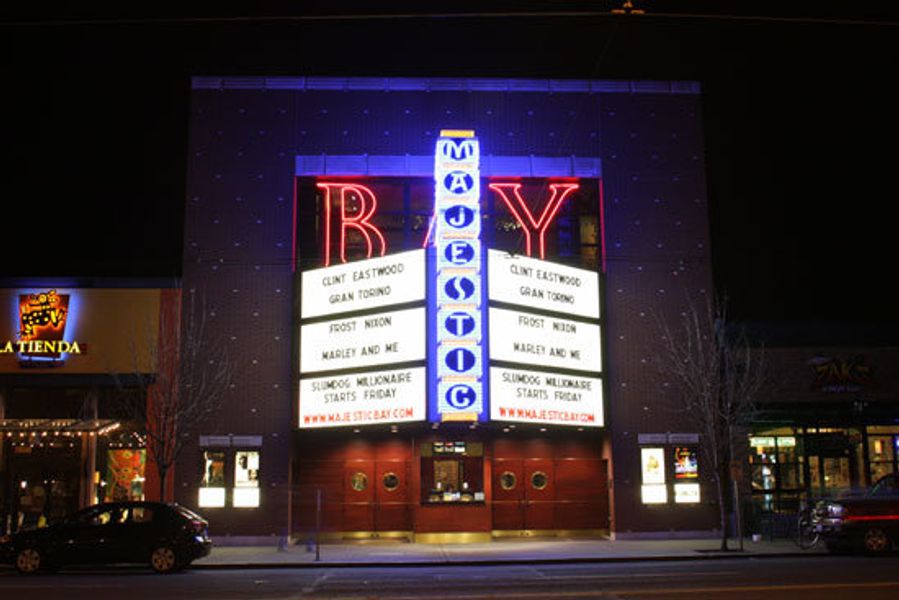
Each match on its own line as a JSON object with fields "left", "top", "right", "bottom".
{"left": 796, "top": 511, "right": 820, "bottom": 549}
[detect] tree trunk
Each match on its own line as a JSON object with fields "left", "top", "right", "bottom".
{"left": 158, "top": 465, "right": 169, "bottom": 503}
{"left": 715, "top": 474, "right": 729, "bottom": 551}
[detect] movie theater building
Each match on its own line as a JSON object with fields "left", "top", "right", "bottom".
{"left": 0, "top": 283, "right": 177, "bottom": 533}
{"left": 178, "top": 76, "right": 718, "bottom": 542}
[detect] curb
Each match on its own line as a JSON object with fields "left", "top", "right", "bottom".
{"left": 192, "top": 550, "right": 824, "bottom": 569}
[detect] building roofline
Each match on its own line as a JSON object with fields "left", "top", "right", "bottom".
{"left": 0, "top": 277, "right": 180, "bottom": 289}
{"left": 192, "top": 76, "right": 701, "bottom": 95}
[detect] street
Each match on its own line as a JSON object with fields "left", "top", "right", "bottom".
{"left": 2, "top": 555, "right": 898, "bottom": 599}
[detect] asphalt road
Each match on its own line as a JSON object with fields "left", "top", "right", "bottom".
{"left": 2, "top": 556, "right": 899, "bottom": 599}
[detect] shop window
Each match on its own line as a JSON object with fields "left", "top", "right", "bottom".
{"left": 749, "top": 435, "right": 805, "bottom": 493}
{"left": 350, "top": 472, "right": 368, "bottom": 492}
{"left": 868, "top": 435, "right": 896, "bottom": 483}
{"left": 104, "top": 448, "right": 146, "bottom": 502}
{"left": 871, "top": 473, "right": 899, "bottom": 496}
{"left": 746, "top": 432, "right": 778, "bottom": 493}
{"left": 199, "top": 450, "right": 226, "bottom": 508}
{"left": 870, "top": 461, "right": 895, "bottom": 484}
{"left": 640, "top": 447, "right": 667, "bottom": 504}
{"left": 383, "top": 472, "right": 400, "bottom": 492}
{"left": 421, "top": 441, "right": 484, "bottom": 503}
{"left": 233, "top": 450, "right": 260, "bottom": 508}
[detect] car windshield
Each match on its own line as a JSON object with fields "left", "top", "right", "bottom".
{"left": 870, "top": 475, "right": 899, "bottom": 497}
{"left": 173, "top": 504, "right": 204, "bottom": 521}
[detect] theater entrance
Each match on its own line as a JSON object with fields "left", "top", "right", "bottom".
{"left": 491, "top": 438, "right": 609, "bottom": 536}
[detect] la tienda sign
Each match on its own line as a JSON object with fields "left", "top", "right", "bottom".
{"left": 1, "top": 289, "right": 84, "bottom": 364}
{"left": 313, "top": 179, "right": 588, "bottom": 267}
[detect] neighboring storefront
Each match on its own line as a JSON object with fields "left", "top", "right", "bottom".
{"left": 748, "top": 346, "right": 899, "bottom": 513}
{"left": 0, "top": 283, "right": 176, "bottom": 533}
{"left": 177, "top": 76, "right": 720, "bottom": 542}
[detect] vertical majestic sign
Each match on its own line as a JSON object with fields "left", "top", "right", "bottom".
{"left": 433, "top": 130, "right": 484, "bottom": 421}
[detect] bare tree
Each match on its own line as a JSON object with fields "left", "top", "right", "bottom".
{"left": 656, "top": 296, "right": 766, "bottom": 551}
{"left": 117, "top": 291, "right": 231, "bottom": 502}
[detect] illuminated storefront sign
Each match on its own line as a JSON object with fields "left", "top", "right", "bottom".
{"left": 300, "top": 307, "right": 426, "bottom": 373}
{"left": 296, "top": 132, "right": 606, "bottom": 431}
{"left": 487, "top": 250, "right": 600, "bottom": 320}
{"left": 300, "top": 249, "right": 425, "bottom": 319}
{"left": 432, "top": 130, "right": 485, "bottom": 422}
{"left": 487, "top": 250, "right": 603, "bottom": 427}
{"left": 299, "top": 250, "right": 427, "bottom": 428}
{"left": 2, "top": 289, "right": 83, "bottom": 361}
{"left": 317, "top": 182, "right": 387, "bottom": 266}
{"left": 305, "top": 172, "right": 585, "bottom": 269}
{"left": 489, "top": 367, "right": 603, "bottom": 426}
{"left": 488, "top": 307, "right": 601, "bottom": 373}
{"left": 488, "top": 182, "right": 580, "bottom": 259}
{"left": 299, "top": 367, "right": 426, "bottom": 428}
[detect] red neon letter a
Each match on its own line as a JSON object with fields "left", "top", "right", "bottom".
{"left": 317, "top": 182, "right": 387, "bottom": 265}
{"left": 488, "top": 182, "right": 580, "bottom": 258}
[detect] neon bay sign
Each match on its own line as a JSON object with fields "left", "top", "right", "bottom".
{"left": 315, "top": 179, "right": 582, "bottom": 266}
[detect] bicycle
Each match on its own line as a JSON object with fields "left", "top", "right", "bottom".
{"left": 795, "top": 504, "right": 820, "bottom": 549}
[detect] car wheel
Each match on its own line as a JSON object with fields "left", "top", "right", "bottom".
{"left": 863, "top": 527, "right": 890, "bottom": 554}
{"left": 150, "top": 546, "right": 179, "bottom": 573}
{"left": 15, "top": 547, "right": 43, "bottom": 575}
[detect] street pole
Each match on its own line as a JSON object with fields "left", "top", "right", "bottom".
{"left": 315, "top": 487, "right": 321, "bottom": 562}
{"left": 732, "top": 478, "right": 744, "bottom": 551}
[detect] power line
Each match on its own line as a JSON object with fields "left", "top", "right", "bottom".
{"left": 2, "top": 9, "right": 898, "bottom": 28}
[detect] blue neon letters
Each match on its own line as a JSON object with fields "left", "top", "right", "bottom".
{"left": 434, "top": 132, "right": 484, "bottom": 419}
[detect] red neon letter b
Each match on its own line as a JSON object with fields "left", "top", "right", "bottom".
{"left": 317, "top": 183, "right": 387, "bottom": 265}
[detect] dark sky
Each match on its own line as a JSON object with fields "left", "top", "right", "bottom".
{"left": 3, "top": 3, "right": 898, "bottom": 328}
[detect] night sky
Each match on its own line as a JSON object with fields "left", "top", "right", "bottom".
{"left": 4, "top": 4, "right": 898, "bottom": 330}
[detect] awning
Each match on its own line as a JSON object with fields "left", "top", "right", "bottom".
{"left": 0, "top": 419, "right": 121, "bottom": 435}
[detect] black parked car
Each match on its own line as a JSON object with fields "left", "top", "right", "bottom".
{"left": 814, "top": 474, "right": 899, "bottom": 554}
{"left": 0, "top": 501, "right": 212, "bottom": 574}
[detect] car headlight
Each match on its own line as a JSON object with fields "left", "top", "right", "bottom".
{"left": 826, "top": 503, "right": 847, "bottom": 517}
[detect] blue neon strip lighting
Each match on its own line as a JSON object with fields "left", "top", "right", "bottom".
{"left": 433, "top": 132, "right": 484, "bottom": 420}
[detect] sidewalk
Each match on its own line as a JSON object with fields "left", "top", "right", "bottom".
{"left": 194, "top": 537, "right": 825, "bottom": 569}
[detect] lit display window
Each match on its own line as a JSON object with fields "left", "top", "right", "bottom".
{"left": 640, "top": 447, "right": 667, "bottom": 505}
{"left": 233, "top": 450, "right": 260, "bottom": 508}
{"left": 641, "top": 484, "right": 668, "bottom": 504}
{"left": 673, "top": 446, "right": 700, "bottom": 504}
{"left": 199, "top": 450, "right": 226, "bottom": 508}
{"left": 674, "top": 483, "right": 700, "bottom": 504}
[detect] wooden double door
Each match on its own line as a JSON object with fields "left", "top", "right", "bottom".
{"left": 342, "top": 459, "right": 412, "bottom": 533}
{"left": 492, "top": 457, "right": 609, "bottom": 532}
